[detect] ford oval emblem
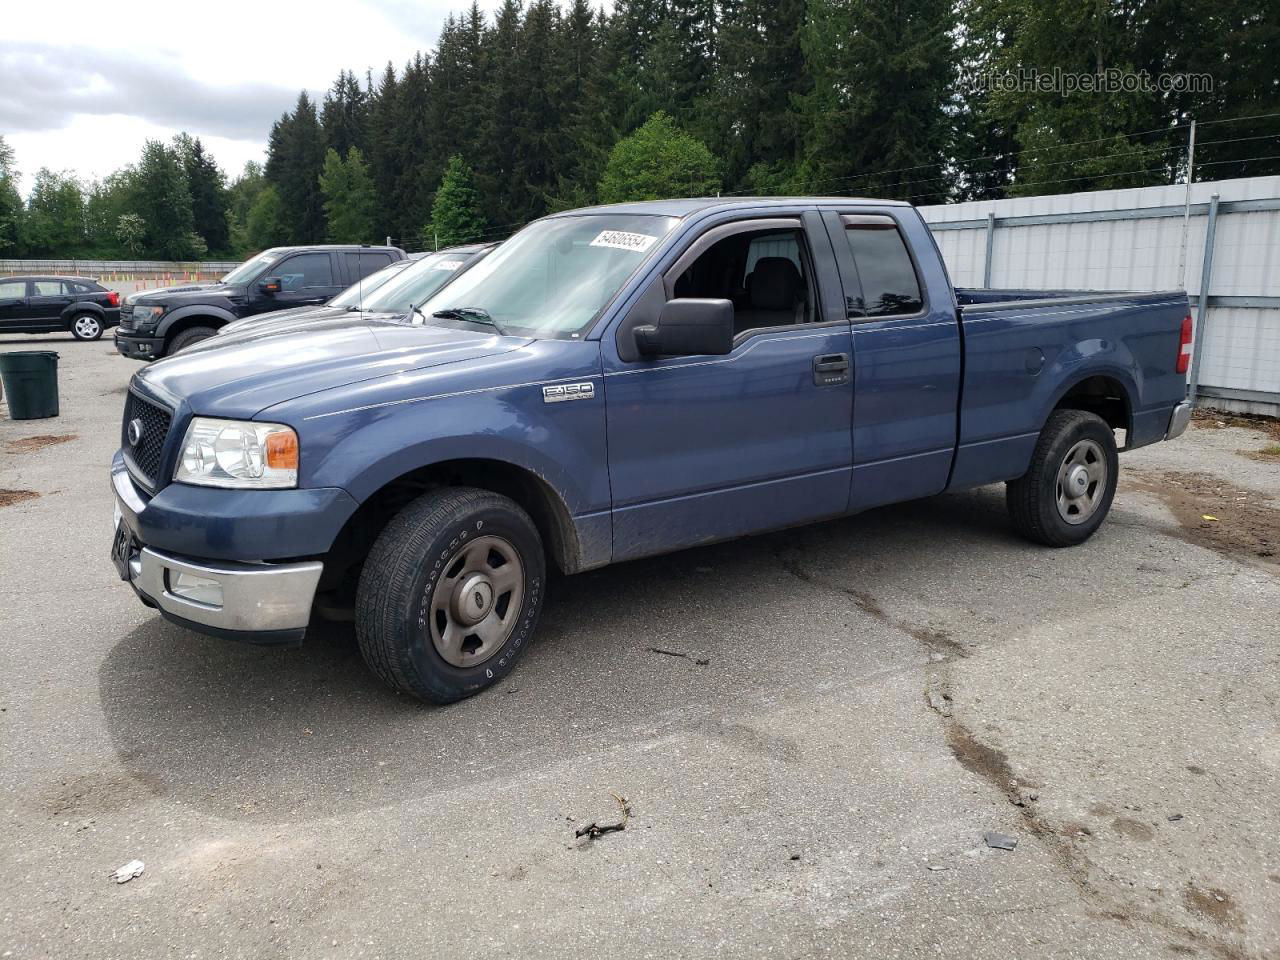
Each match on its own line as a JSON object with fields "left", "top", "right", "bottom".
{"left": 127, "top": 418, "right": 144, "bottom": 447}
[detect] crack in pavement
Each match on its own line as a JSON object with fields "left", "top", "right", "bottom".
{"left": 774, "top": 541, "right": 1258, "bottom": 960}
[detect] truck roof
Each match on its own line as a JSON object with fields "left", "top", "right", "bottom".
{"left": 559, "top": 197, "right": 912, "bottom": 218}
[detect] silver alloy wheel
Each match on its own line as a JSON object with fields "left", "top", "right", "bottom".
{"left": 74, "top": 315, "right": 101, "bottom": 339}
{"left": 428, "top": 534, "right": 524, "bottom": 667}
{"left": 1055, "top": 438, "right": 1107, "bottom": 524}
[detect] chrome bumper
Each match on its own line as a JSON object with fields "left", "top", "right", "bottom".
{"left": 1166, "top": 400, "right": 1192, "bottom": 440}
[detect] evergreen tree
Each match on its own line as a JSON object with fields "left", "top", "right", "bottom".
{"left": 134, "top": 141, "right": 196, "bottom": 258}
{"left": 265, "top": 91, "right": 327, "bottom": 242}
{"left": 321, "top": 70, "right": 369, "bottom": 157}
{"left": 598, "top": 111, "right": 721, "bottom": 202}
{"left": 182, "top": 137, "right": 231, "bottom": 253}
{"left": 797, "top": 0, "right": 959, "bottom": 203}
{"left": 366, "top": 63, "right": 403, "bottom": 238}
{"left": 25, "top": 169, "right": 87, "bottom": 255}
{"left": 971, "top": 0, "right": 1166, "bottom": 195}
{"left": 319, "top": 147, "right": 378, "bottom": 242}
{"left": 426, "top": 155, "right": 487, "bottom": 247}
{"left": 246, "top": 184, "right": 290, "bottom": 250}
{"left": 0, "top": 136, "right": 23, "bottom": 255}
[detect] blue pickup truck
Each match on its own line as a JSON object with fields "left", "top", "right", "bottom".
{"left": 111, "top": 197, "right": 1194, "bottom": 702}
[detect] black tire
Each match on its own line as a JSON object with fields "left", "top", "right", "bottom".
{"left": 1006, "top": 409, "right": 1119, "bottom": 547}
{"left": 355, "top": 487, "right": 546, "bottom": 704}
{"left": 69, "top": 313, "right": 104, "bottom": 341}
{"left": 168, "top": 326, "right": 217, "bottom": 354}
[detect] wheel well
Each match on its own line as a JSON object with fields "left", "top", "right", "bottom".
{"left": 164, "top": 315, "right": 224, "bottom": 344}
{"left": 1054, "top": 376, "right": 1131, "bottom": 445}
{"left": 320, "top": 459, "right": 582, "bottom": 598}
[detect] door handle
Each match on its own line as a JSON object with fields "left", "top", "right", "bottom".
{"left": 813, "top": 353, "right": 850, "bottom": 386}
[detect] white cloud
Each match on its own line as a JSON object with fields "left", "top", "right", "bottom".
{"left": 2, "top": 0, "right": 503, "bottom": 189}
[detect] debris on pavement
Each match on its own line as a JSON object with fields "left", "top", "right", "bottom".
{"left": 1201, "top": 515, "right": 1219, "bottom": 522}
{"left": 983, "top": 832, "right": 1018, "bottom": 851}
{"left": 110, "top": 860, "right": 145, "bottom": 884}
{"left": 575, "top": 791, "right": 631, "bottom": 840}
{"left": 1168, "top": 813, "right": 1184, "bottom": 822}
{"left": 646, "top": 647, "right": 688, "bottom": 659}
{"left": 926, "top": 864, "right": 950, "bottom": 872}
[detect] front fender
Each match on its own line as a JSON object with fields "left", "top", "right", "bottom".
{"left": 264, "top": 339, "right": 612, "bottom": 518}
{"left": 157, "top": 303, "right": 238, "bottom": 334}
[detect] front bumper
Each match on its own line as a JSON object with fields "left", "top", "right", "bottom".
{"left": 1166, "top": 400, "right": 1192, "bottom": 440}
{"left": 111, "top": 453, "right": 334, "bottom": 645}
{"left": 114, "top": 330, "right": 164, "bottom": 360}
{"left": 119, "top": 530, "right": 323, "bottom": 644}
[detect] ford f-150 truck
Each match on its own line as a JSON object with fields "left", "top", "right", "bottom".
{"left": 110, "top": 197, "right": 1194, "bottom": 703}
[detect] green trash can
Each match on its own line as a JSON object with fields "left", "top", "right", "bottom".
{"left": 0, "top": 351, "right": 60, "bottom": 420}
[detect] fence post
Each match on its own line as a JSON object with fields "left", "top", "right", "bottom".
{"left": 983, "top": 212, "right": 996, "bottom": 288}
{"left": 1188, "top": 192, "right": 1219, "bottom": 403}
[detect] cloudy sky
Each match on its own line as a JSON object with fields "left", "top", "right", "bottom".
{"left": 2, "top": 0, "right": 503, "bottom": 192}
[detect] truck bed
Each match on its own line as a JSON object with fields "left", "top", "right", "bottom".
{"left": 946, "top": 287, "right": 1191, "bottom": 491}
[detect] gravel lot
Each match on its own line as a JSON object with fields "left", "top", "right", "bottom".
{"left": 2, "top": 333, "right": 1278, "bottom": 960}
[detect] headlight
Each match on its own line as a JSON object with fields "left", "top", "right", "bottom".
{"left": 174, "top": 417, "right": 299, "bottom": 489}
{"left": 132, "top": 305, "right": 164, "bottom": 325}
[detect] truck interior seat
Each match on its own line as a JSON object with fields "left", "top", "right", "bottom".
{"left": 736, "top": 257, "right": 804, "bottom": 333}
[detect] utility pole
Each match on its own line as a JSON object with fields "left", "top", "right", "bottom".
{"left": 1176, "top": 119, "right": 1197, "bottom": 289}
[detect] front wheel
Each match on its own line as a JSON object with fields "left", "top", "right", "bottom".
{"left": 168, "top": 326, "right": 217, "bottom": 354}
{"left": 355, "top": 487, "right": 546, "bottom": 703}
{"left": 1006, "top": 409, "right": 1119, "bottom": 547}
{"left": 70, "top": 314, "right": 103, "bottom": 341}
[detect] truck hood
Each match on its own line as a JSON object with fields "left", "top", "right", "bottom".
{"left": 219, "top": 304, "right": 347, "bottom": 335}
{"left": 128, "top": 283, "right": 221, "bottom": 304}
{"left": 136, "top": 316, "right": 529, "bottom": 419}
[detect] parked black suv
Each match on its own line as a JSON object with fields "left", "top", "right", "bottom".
{"left": 0, "top": 275, "right": 121, "bottom": 340}
{"left": 114, "top": 244, "right": 406, "bottom": 359}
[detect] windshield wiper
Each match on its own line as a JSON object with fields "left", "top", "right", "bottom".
{"left": 430, "top": 306, "right": 508, "bottom": 336}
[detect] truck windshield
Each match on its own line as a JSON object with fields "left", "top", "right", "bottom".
{"left": 221, "top": 253, "right": 278, "bottom": 285}
{"left": 416, "top": 214, "right": 680, "bottom": 337}
{"left": 350, "top": 251, "right": 481, "bottom": 314}
{"left": 328, "top": 260, "right": 412, "bottom": 309}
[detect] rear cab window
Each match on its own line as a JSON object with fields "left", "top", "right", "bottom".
{"left": 344, "top": 252, "right": 393, "bottom": 283}
{"left": 838, "top": 215, "right": 924, "bottom": 318}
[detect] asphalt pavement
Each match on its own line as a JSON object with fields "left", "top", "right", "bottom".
{"left": 2, "top": 332, "right": 1278, "bottom": 959}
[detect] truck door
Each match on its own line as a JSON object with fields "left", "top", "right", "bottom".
{"left": 253, "top": 252, "right": 342, "bottom": 312}
{"left": 603, "top": 213, "right": 854, "bottom": 562}
{"left": 821, "top": 210, "right": 962, "bottom": 511}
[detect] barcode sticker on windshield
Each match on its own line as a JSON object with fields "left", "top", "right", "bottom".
{"left": 430, "top": 259, "right": 465, "bottom": 270}
{"left": 589, "top": 230, "right": 658, "bottom": 253}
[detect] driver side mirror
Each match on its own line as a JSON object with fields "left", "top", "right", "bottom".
{"left": 259, "top": 277, "right": 282, "bottom": 295}
{"left": 634, "top": 298, "right": 733, "bottom": 357}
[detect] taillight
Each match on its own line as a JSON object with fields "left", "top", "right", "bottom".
{"left": 106, "top": 291, "right": 120, "bottom": 307}
{"left": 1176, "top": 314, "right": 1193, "bottom": 375}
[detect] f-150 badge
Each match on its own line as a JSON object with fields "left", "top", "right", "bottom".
{"left": 542, "top": 382, "right": 595, "bottom": 403}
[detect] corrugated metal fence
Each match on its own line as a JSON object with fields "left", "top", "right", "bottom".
{"left": 919, "top": 175, "right": 1280, "bottom": 417}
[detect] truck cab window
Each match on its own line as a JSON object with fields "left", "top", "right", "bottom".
{"left": 673, "top": 228, "right": 813, "bottom": 336}
{"left": 842, "top": 218, "right": 923, "bottom": 317}
{"left": 274, "top": 254, "right": 333, "bottom": 291}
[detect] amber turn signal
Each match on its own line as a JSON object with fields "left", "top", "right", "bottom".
{"left": 265, "top": 430, "right": 299, "bottom": 470}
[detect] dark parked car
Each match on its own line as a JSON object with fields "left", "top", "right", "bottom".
{"left": 0, "top": 275, "right": 121, "bottom": 340}
{"left": 217, "top": 244, "right": 496, "bottom": 337}
{"left": 114, "top": 244, "right": 406, "bottom": 360}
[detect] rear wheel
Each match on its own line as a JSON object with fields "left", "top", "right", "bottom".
{"left": 70, "top": 314, "right": 103, "bottom": 341}
{"left": 168, "top": 326, "right": 217, "bottom": 354}
{"left": 355, "top": 487, "right": 546, "bottom": 703}
{"left": 1006, "top": 409, "right": 1119, "bottom": 547}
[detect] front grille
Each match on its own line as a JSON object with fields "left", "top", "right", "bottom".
{"left": 119, "top": 304, "right": 133, "bottom": 330}
{"left": 122, "top": 390, "right": 173, "bottom": 487}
